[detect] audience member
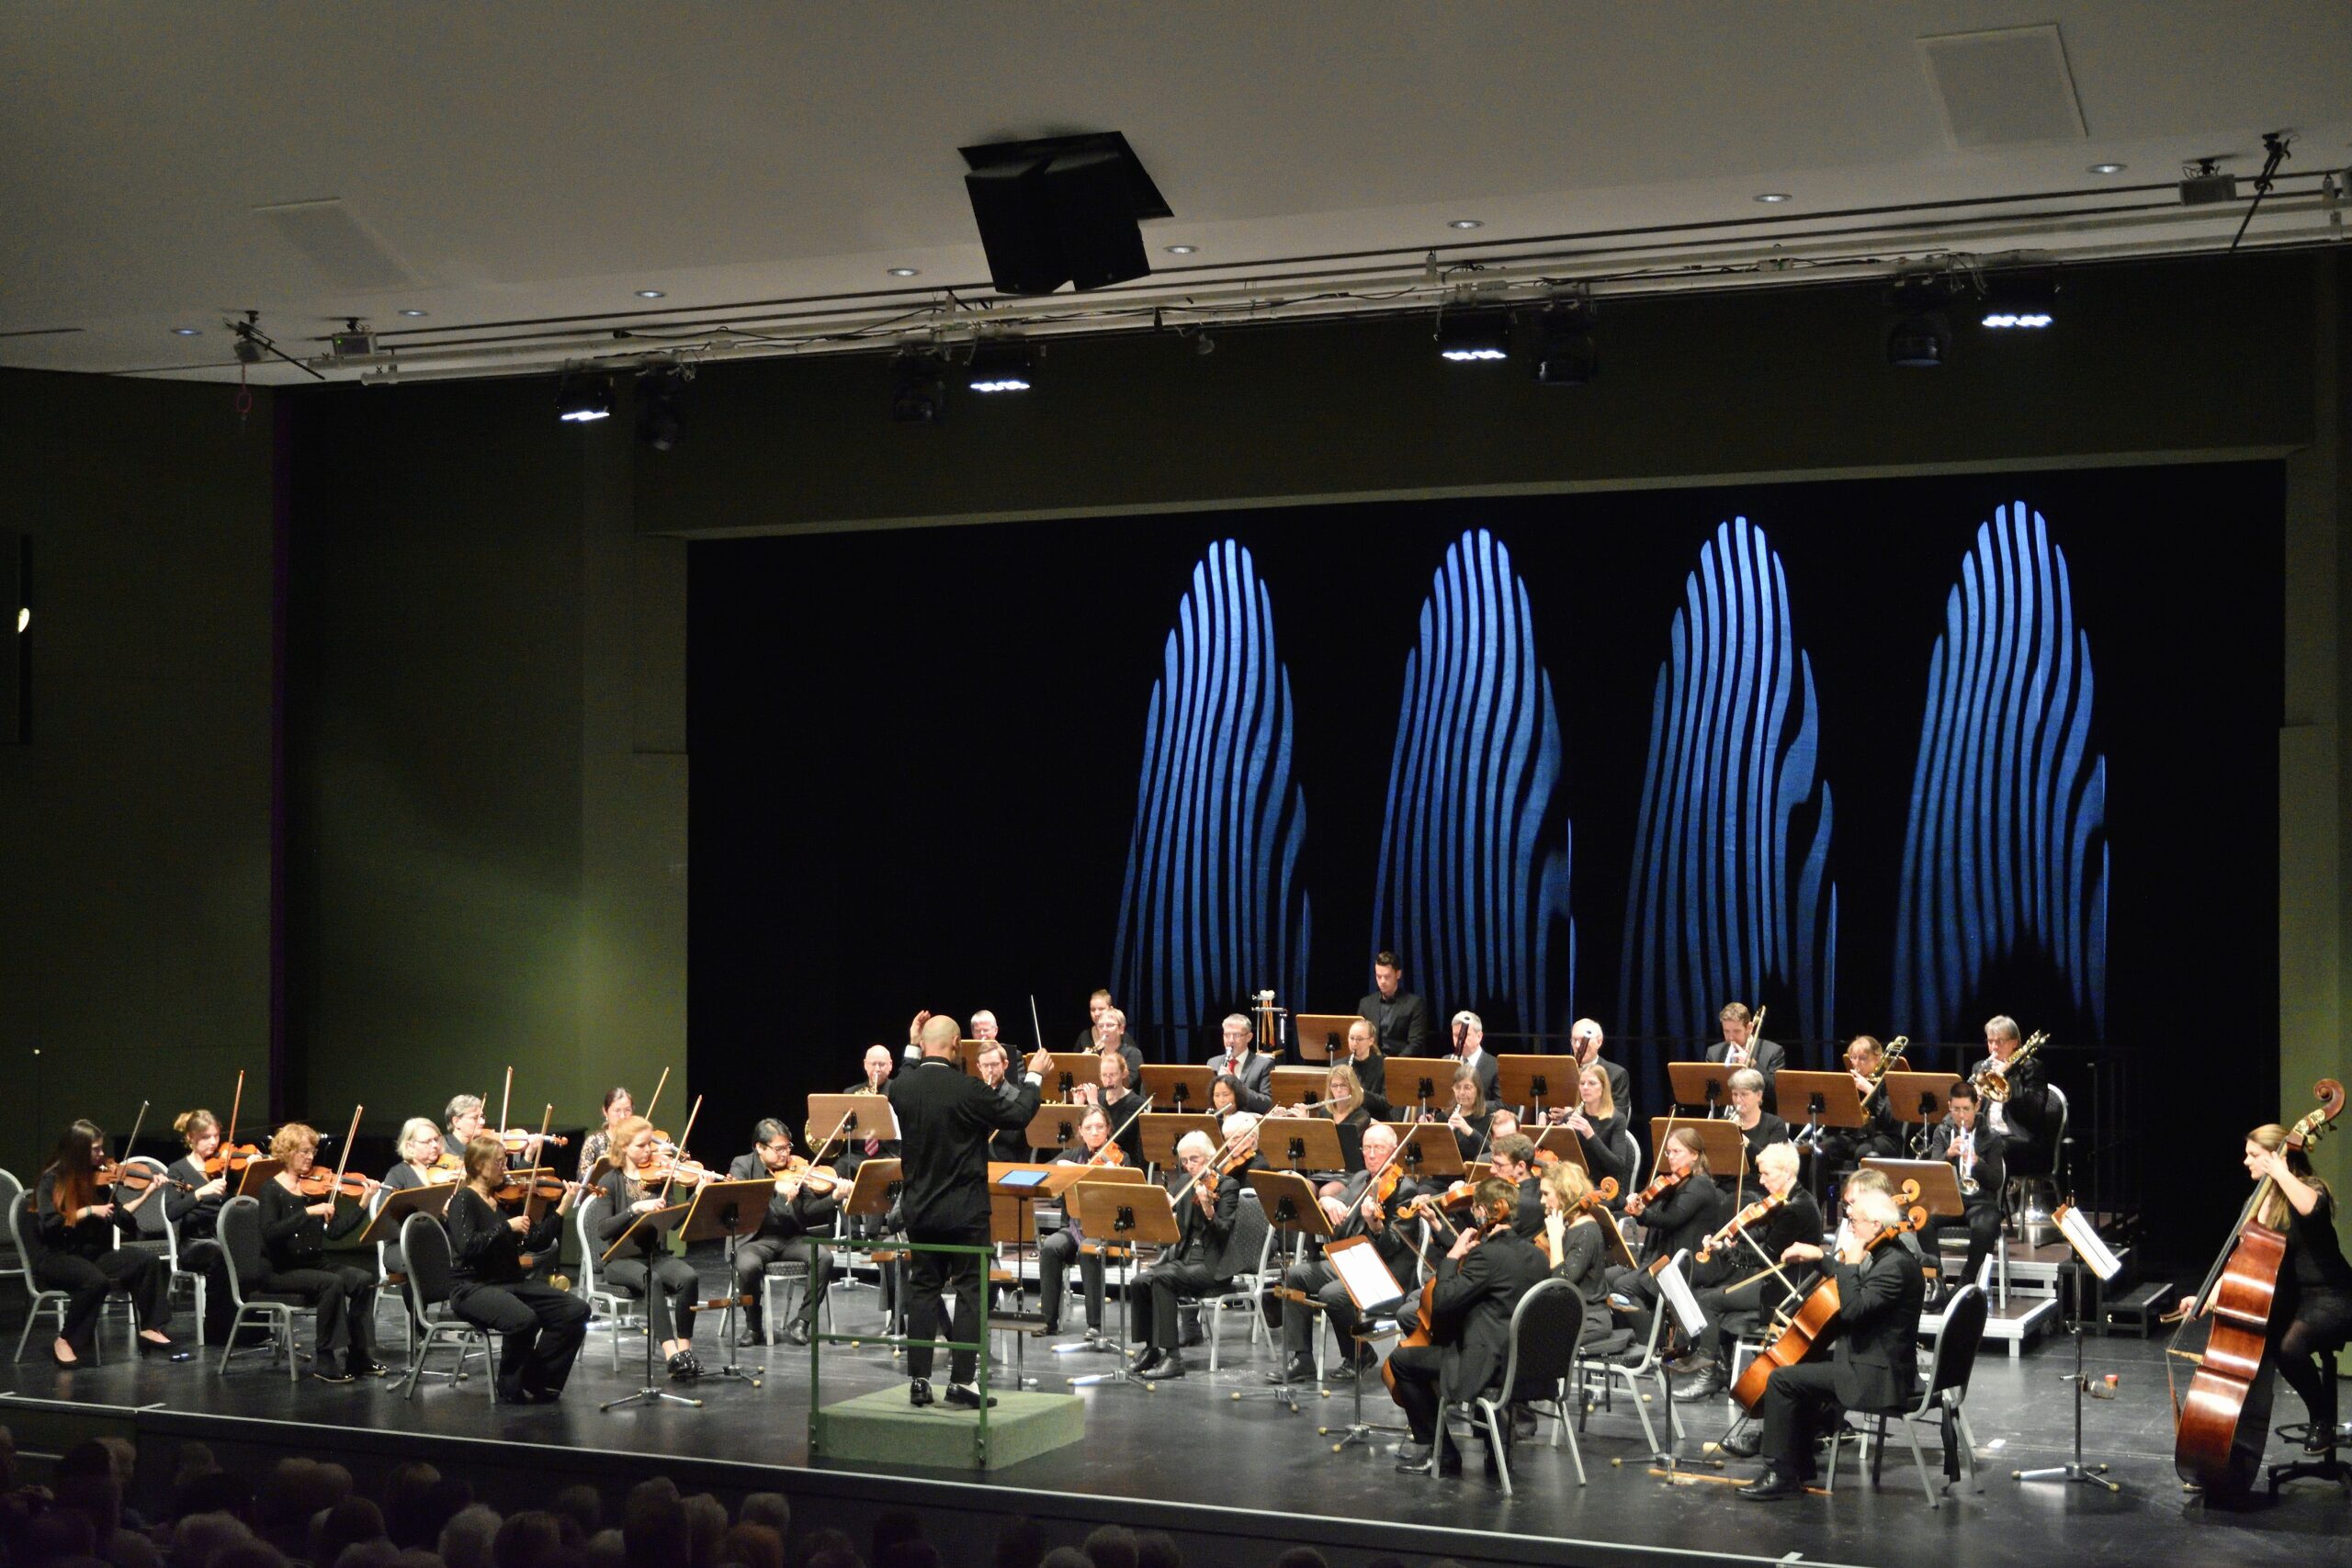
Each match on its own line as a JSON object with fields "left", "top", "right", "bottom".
{"left": 989, "top": 1518, "right": 1045, "bottom": 1568}
{"left": 678, "top": 1497, "right": 726, "bottom": 1568}
{"left": 1131, "top": 1533, "right": 1180, "bottom": 1568}
{"left": 492, "top": 1511, "right": 565, "bottom": 1568}
{"left": 716, "top": 1524, "right": 781, "bottom": 1568}
{"left": 787, "top": 1529, "right": 854, "bottom": 1568}
{"left": 381, "top": 1465, "right": 445, "bottom": 1551}
{"left": 547, "top": 1489, "right": 602, "bottom": 1543}
{"left": 312, "top": 1497, "right": 388, "bottom": 1568}
{"left": 439, "top": 1506, "right": 503, "bottom": 1568}
{"left": 1035, "top": 1551, "right": 1091, "bottom": 1568}
{"left": 736, "top": 1497, "right": 787, "bottom": 1540}
{"left": 619, "top": 1488, "right": 687, "bottom": 1568}
{"left": 1079, "top": 1528, "right": 1136, "bottom": 1568}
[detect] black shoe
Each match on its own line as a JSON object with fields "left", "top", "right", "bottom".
{"left": 349, "top": 1359, "right": 391, "bottom": 1379}
{"left": 312, "top": 1367, "right": 357, "bottom": 1385}
{"left": 138, "top": 1335, "right": 180, "bottom": 1356}
{"left": 1354, "top": 1344, "right": 1381, "bottom": 1373}
{"left": 944, "top": 1383, "right": 997, "bottom": 1409}
{"left": 909, "top": 1378, "right": 933, "bottom": 1407}
{"left": 1266, "top": 1355, "right": 1313, "bottom": 1385}
{"left": 1739, "top": 1469, "right": 1804, "bottom": 1502}
{"left": 1677, "top": 1366, "right": 1730, "bottom": 1401}
{"left": 1717, "top": 1428, "right": 1760, "bottom": 1461}
{"left": 51, "top": 1348, "right": 83, "bottom": 1370}
{"left": 2305, "top": 1432, "right": 2339, "bottom": 1457}
{"left": 1511, "top": 1408, "right": 1539, "bottom": 1441}
{"left": 665, "top": 1351, "right": 698, "bottom": 1380}
{"left": 1435, "top": 1449, "right": 1464, "bottom": 1479}
{"left": 783, "top": 1321, "right": 812, "bottom": 1347}
{"left": 1394, "top": 1442, "right": 1432, "bottom": 1473}
{"left": 737, "top": 1324, "right": 763, "bottom": 1348}
{"left": 494, "top": 1386, "right": 534, "bottom": 1405}
{"left": 1145, "top": 1352, "right": 1187, "bottom": 1380}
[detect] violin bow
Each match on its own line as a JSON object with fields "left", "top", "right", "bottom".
{"left": 225, "top": 1069, "right": 245, "bottom": 1151}
{"left": 498, "top": 1066, "right": 513, "bottom": 1144}
{"left": 641, "top": 1065, "right": 672, "bottom": 1127}
{"left": 327, "top": 1104, "right": 363, "bottom": 1198}
{"left": 123, "top": 1099, "right": 152, "bottom": 1162}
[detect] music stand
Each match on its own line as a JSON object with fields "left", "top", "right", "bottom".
{"left": 1649, "top": 1255, "right": 1709, "bottom": 1474}
{"left": 2018, "top": 1201, "right": 2124, "bottom": 1495}
{"left": 842, "top": 1157, "right": 903, "bottom": 1346}
{"left": 1666, "top": 1062, "right": 1736, "bottom": 1116}
{"left": 599, "top": 1195, "right": 699, "bottom": 1412}
{"left": 1860, "top": 1158, "right": 1966, "bottom": 1221}
{"left": 1024, "top": 1104, "right": 1086, "bottom": 1160}
{"left": 1650, "top": 1118, "right": 1748, "bottom": 1181}
{"left": 1046, "top": 1167, "right": 1148, "bottom": 1365}
{"left": 1383, "top": 1061, "right": 1450, "bottom": 1122}
{"left": 1270, "top": 1066, "right": 1327, "bottom": 1110}
{"left": 681, "top": 1179, "right": 774, "bottom": 1388}
{"left": 1258, "top": 1118, "right": 1345, "bottom": 1177}
{"left": 1530, "top": 1126, "right": 1589, "bottom": 1169}
{"left": 1046, "top": 1053, "right": 1103, "bottom": 1103}
{"left": 1066, "top": 1181, "right": 1179, "bottom": 1392}
{"left": 956, "top": 1040, "right": 986, "bottom": 1076}
{"left": 1138, "top": 1113, "right": 1218, "bottom": 1172}
{"left": 986, "top": 1162, "right": 1072, "bottom": 1388}
{"left": 1385, "top": 1124, "right": 1464, "bottom": 1187}
{"left": 1883, "top": 1072, "right": 1962, "bottom": 1148}
{"left": 1320, "top": 1234, "right": 1413, "bottom": 1450}
{"left": 1495, "top": 1055, "right": 1577, "bottom": 1120}
{"left": 1137, "top": 1065, "right": 1214, "bottom": 1115}
{"left": 354, "top": 1181, "right": 454, "bottom": 1247}
{"left": 806, "top": 1095, "right": 900, "bottom": 1161}
{"left": 232, "top": 1159, "right": 286, "bottom": 1199}
{"left": 1775, "top": 1069, "right": 1867, "bottom": 1154}
{"left": 1248, "top": 1169, "right": 1331, "bottom": 1411}
{"left": 1292, "top": 1014, "right": 1358, "bottom": 1065}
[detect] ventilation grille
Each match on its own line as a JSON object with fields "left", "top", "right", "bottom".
{"left": 1918, "top": 25, "right": 2087, "bottom": 149}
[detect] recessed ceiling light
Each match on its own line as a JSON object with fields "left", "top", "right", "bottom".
{"left": 635, "top": 289, "right": 666, "bottom": 299}
{"left": 1164, "top": 244, "right": 1198, "bottom": 254}
{"left": 2087, "top": 162, "right": 2127, "bottom": 175}
{"left": 886, "top": 267, "right": 920, "bottom": 277}
{"left": 170, "top": 327, "right": 202, "bottom": 336}
{"left": 397, "top": 309, "right": 429, "bottom": 318}
{"left": 1754, "top": 192, "right": 1793, "bottom": 204}
{"left": 1447, "top": 219, "right": 1484, "bottom": 231}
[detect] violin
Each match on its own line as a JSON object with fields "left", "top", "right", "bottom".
{"left": 1623, "top": 1164, "right": 1688, "bottom": 1216}
{"left": 1698, "top": 1191, "right": 1785, "bottom": 1263}
{"left": 292, "top": 1168, "right": 379, "bottom": 1201}
{"left": 1084, "top": 1141, "right": 1126, "bottom": 1168}
{"left": 1731, "top": 1181, "right": 1927, "bottom": 1412}
{"left": 777, "top": 1155, "right": 842, "bottom": 1192}
{"left": 499, "top": 1128, "right": 569, "bottom": 1152}
{"left": 94, "top": 1161, "right": 195, "bottom": 1195}
{"left": 490, "top": 1172, "right": 571, "bottom": 1205}
{"left": 199, "top": 1144, "right": 266, "bottom": 1178}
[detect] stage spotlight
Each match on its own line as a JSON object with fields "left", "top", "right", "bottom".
{"left": 889, "top": 353, "right": 948, "bottom": 423}
{"left": 967, "top": 342, "right": 1034, "bottom": 393}
{"left": 1978, "top": 274, "right": 2059, "bottom": 330}
{"left": 1436, "top": 309, "right": 1510, "bottom": 363}
{"left": 1528, "top": 301, "right": 1597, "bottom": 386}
{"left": 556, "top": 373, "right": 613, "bottom": 423}
{"left": 1886, "top": 310, "right": 1951, "bottom": 367}
{"left": 634, "top": 366, "right": 689, "bottom": 450}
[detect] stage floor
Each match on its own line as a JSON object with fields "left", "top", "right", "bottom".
{"left": 5, "top": 1278, "right": 2347, "bottom": 1568}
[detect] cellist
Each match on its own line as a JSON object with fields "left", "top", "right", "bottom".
{"left": 1388, "top": 1177, "right": 1549, "bottom": 1478}
{"left": 2177, "top": 1121, "right": 2352, "bottom": 1463}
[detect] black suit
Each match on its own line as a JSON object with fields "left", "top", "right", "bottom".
{"left": 1924, "top": 1121, "right": 2007, "bottom": 1295}
{"left": 1456, "top": 1047, "right": 1500, "bottom": 1108}
{"left": 1134, "top": 1168, "right": 1240, "bottom": 1354}
{"left": 888, "top": 1055, "right": 1044, "bottom": 1383}
{"left": 1962, "top": 1053, "right": 2049, "bottom": 1168}
{"left": 1207, "top": 1050, "right": 1274, "bottom": 1113}
{"left": 983, "top": 1080, "right": 1032, "bottom": 1163}
{"left": 1690, "top": 1187, "right": 1823, "bottom": 1370}
{"left": 1387, "top": 1228, "right": 1551, "bottom": 1451}
{"left": 1758, "top": 1240, "right": 1925, "bottom": 1480}
{"left": 1706, "top": 1037, "right": 1787, "bottom": 1109}
{"left": 724, "top": 1152, "right": 840, "bottom": 1336}
{"left": 1278, "top": 1168, "right": 1421, "bottom": 1360}
{"left": 1359, "top": 988, "right": 1435, "bottom": 1058}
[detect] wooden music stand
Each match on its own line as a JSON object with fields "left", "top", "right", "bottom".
{"left": 1269, "top": 1066, "right": 1328, "bottom": 1110}
{"left": 1137, "top": 1065, "right": 1214, "bottom": 1114}
{"left": 1138, "top": 1112, "right": 1218, "bottom": 1171}
{"left": 355, "top": 1181, "right": 454, "bottom": 1246}
{"left": 1046, "top": 1053, "right": 1103, "bottom": 1102}
{"left": 1776, "top": 1070, "right": 1868, "bottom": 1142}
{"left": 1650, "top": 1116, "right": 1748, "bottom": 1179}
{"left": 842, "top": 1157, "right": 901, "bottom": 1220}
{"left": 1024, "top": 1103, "right": 1088, "bottom": 1159}
{"left": 1068, "top": 1181, "right": 1182, "bottom": 1392}
{"left": 1385, "top": 1123, "right": 1464, "bottom": 1184}
{"left": 1666, "top": 1061, "right": 1737, "bottom": 1114}
{"left": 681, "top": 1179, "right": 775, "bottom": 1385}
{"left": 806, "top": 1095, "right": 899, "bottom": 1158}
{"left": 1495, "top": 1055, "right": 1578, "bottom": 1119}
{"left": 232, "top": 1159, "right": 285, "bottom": 1199}
{"left": 1883, "top": 1071, "right": 1962, "bottom": 1132}
{"left": 1531, "top": 1125, "right": 1589, "bottom": 1170}
{"left": 1292, "top": 1013, "right": 1360, "bottom": 1065}
{"left": 956, "top": 1040, "right": 986, "bottom": 1076}
{"left": 1861, "top": 1157, "right": 1967, "bottom": 1220}
{"left": 1383, "top": 1060, "right": 1452, "bottom": 1120}
{"left": 1258, "top": 1118, "right": 1345, "bottom": 1174}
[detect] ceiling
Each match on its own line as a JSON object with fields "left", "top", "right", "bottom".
{"left": 3, "top": 0, "right": 2346, "bottom": 385}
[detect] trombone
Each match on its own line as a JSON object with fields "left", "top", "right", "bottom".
{"left": 1973, "top": 1029, "right": 2047, "bottom": 1103}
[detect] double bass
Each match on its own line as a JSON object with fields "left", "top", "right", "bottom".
{"left": 2170, "top": 1077, "right": 2346, "bottom": 1496}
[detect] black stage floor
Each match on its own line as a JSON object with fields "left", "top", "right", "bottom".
{"left": 5, "top": 1279, "right": 2348, "bottom": 1568}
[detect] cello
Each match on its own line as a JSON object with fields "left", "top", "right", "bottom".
{"left": 2169, "top": 1077, "right": 2346, "bottom": 1496}
{"left": 1731, "top": 1179, "right": 1928, "bottom": 1412}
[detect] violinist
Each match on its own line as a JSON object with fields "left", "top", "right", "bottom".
{"left": 1537, "top": 1160, "right": 1616, "bottom": 1348}
{"left": 576, "top": 1087, "right": 634, "bottom": 1181}
{"left": 255, "top": 1123, "right": 386, "bottom": 1383}
{"left": 1342, "top": 1019, "right": 1393, "bottom": 1121}
{"left": 1389, "top": 1178, "right": 1550, "bottom": 1477}
{"left": 1707, "top": 1003, "right": 1785, "bottom": 1110}
{"left": 164, "top": 1110, "right": 240, "bottom": 1343}
{"left": 1675, "top": 1142, "right": 1822, "bottom": 1402}
{"left": 1814, "top": 1036, "right": 1904, "bottom": 1168}
{"left": 1269, "top": 1122, "right": 1419, "bottom": 1383}
{"left": 1440, "top": 1069, "right": 1488, "bottom": 1164}
{"left": 1550, "top": 1063, "right": 1634, "bottom": 1199}
{"left": 1607, "top": 1127, "right": 1730, "bottom": 1308}
{"left": 369, "top": 1118, "right": 456, "bottom": 1283}
{"left": 1924, "top": 1081, "right": 2006, "bottom": 1306}
{"left": 594, "top": 1114, "right": 709, "bottom": 1379}
{"left": 1074, "top": 1050, "right": 1151, "bottom": 1170}
{"left": 30, "top": 1120, "right": 176, "bottom": 1367}
{"left": 1568, "top": 1018, "right": 1633, "bottom": 1124}
{"left": 445, "top": 1095, "right": 549, "bottom": 1170}
{"left": 1723, "top": 1068, "right": 1792, "bottom": 1185}
{"left": 443, "top": 1134, "right": 589, "bottom": 1403}
{"left": 1206, "top": 1013, "right": 1272, "bottom": 1114}
{"left": 1129, "top": 1126, "right": 1245, "bottom": 1381}
{"left": 1720, "top": 1185, "right": 1925, "bottom": 1501}
{"left": 1037, "top": 1106, "right": 1121, "bottom": 1339}
{"left": 724, "top": 1120, "right": 838, "bottom": 1348}
{"left": 2176, "top": 1122, "right": 2352, "bottom": 1461}
{"left": 1486, "top": 1134, "right": 1545, "bottom": 1241}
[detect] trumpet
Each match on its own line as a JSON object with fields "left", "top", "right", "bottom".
{"left": 1973, "top": 1029, "right": 2047, "bottom": 1103}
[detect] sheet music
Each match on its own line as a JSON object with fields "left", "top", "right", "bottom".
{"left": 1329, "top": 1239, "right": 1407, "bottom": 1312}
{"left": 2056, "top": 1205, "right": 2122, "bottom": 1280}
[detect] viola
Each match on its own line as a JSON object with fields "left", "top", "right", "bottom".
{"left": 778, "top": 1155, "right": 843, "bottom": 1192}
{"left": 1732, "top": 1182, "right": 1927, "bottom": 1412}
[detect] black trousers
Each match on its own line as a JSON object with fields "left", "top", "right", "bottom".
{"left": 1279, "top": 1258, "right": 1374, "bottom": 1359}
{"left": 1037, "top": 1228, "right": 1106, "bottom": 1331}
{"left": 1924, "top": 1201, "right": 2003, "bottom": 1294}
{"left": 2275, "top": 1287, "right": 2352, "bottom": 1435}
{"left": 451, "top": 1280, "right": 590, "bottom": 1396}
{"left": 903, "top": 1224, "right": 985, "bottom": 1384}
{"left": 604, "top": 1255, "right": 699, "bottom": 1341}
{"left": 733, "top": 1235, "right": 831, "bottom": 1330}
{"left": 1133, "top": 1258, "right": 1222, "bottom": 1353}
{"left": 1387, "top": 1342, "right": 1445, "bottom": 1445}
{"left": 1758, "top": 1359, "right": 1843, "bottom": 1480}
{"left": 35, "top": 1248, "right": 169, "bottom": 1354}
{"left": 262, "top": 1265, "right": 377, "bottom": 1368}
{"left": 1691, "top": 1281, "right": 1770, "bottom": 1367}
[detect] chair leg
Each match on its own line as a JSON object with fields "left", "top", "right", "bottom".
{"left": 13, "top": 1305, "right": 36, "bottom": 1364}
{"left": 1481, "top": 1402, "right": 1513, "bottom": 1495}
{"left": 1904, "top": 1419, "right": 1939, "bottom": 1506}
{"left": 284, "top": 1314, "right": 299, "bottom": 1384}
{"left": 1624, "top": 1372, "right": 1662, "bottom": 1454}
{"left": 401, "top": 1331, "right": 431, "bottom": 1400}
{"left": 1826, "top": 1417, "right": 1843, "bottom": 1493}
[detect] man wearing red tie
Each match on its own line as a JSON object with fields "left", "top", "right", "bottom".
{"left": 1210, "top": 1014, "right": 1274, "bottom": 1113}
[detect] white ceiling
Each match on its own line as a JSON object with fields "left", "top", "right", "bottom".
{"left": 3, "top": 0, "right": 2346, "bottom": 382}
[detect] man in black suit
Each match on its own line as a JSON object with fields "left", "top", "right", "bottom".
{"left": 1962, "top": 1014, "right": 2048, "bottom": 1172}
{"left": 1569, "top": 1018, "right": 1633, "bottom": 1122}
{"left": 727, "top": 1120, "right": 840, "bottom": 1348}
{"left": 1131, "top": 1127, "right": 1243, "bottom": 1380}
{"left": 1450, "top": 1011, "right": 1501, "bottom": 1107}
{"left": 1706, "top": 1003, "right": 1785, "bottom": 1110}
{"left": 1725, "top": 1185, "right": 1926, "bottom": 1499}
{"left": 1487, "top": 1134, "right": 1545, "bottom": 1240}
{"left": 1389, "top": 1178, "right": 1552, "bottom": 1476}
{"left": 1359, "top": 951, "right": 1435, "bottom": 1058}
{"left": 1268, "top": 1122, "right": 1419, "bottom": 1383}
{"left": 975, "top": 1041, "right": 1031, "bottom": 1163}
{"left": 1924, "top": 1080, "right": 2007, "bottom": 1304}
{"left": 888, "top": 1011, "right": 1051, "bottom": 1408}
{"left": 1206, "top": 1013, "right": 1274, "bottom": 1113}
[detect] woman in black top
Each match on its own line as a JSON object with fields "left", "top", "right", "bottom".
{"left": 1677, "top": 1141, "right": 1826, "bottom": 1401}
{"left": 29, "top": 1120, "right": 175, "bottom": 1365}
{"left": 1724, "top": 1068, "right": 1792, "bottom": 1189}
{"left": 1342, "top": 1020, "right": 1392, "bottom": 1121}
{"left": 1442, "top": 1068, "right": 1489, "bottom": 1164}
{"left": 255, "top": 1122, "right": 384, "bottom": 1384}
{"left": 1539, "top": 1159, "right": 1617, "bottom": 1346}
{"left": 164, "top": 1109, "right": 240, "bottom": 1344}
{"left": 445, "top": 1134, "right": 590, "bottom": 1404}
{"left": 1606, "top": 1126, "right": 1731, "bottom": 1311}
{"left": 595, "top": 1114, "right": 709, "bottom": 1378}
{"left": 1551, "top": 1064, "right": 1634, "bottom": 1204}
{"left": 2177, "top": 1122, "right": 2352, "bottom": 1457}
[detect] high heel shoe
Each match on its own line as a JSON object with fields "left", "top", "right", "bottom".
{"left": 51, "top": 1348, "right": 82, "bottom": 1370}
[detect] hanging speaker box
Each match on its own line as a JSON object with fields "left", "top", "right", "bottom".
{"left": 961, "top": 132, "right": 1170, "bottom": 297}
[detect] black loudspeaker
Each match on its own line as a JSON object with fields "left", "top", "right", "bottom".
{"left": 1, "top": 530, "right": 23, "bottom": 744}
{"left": 961, "top": 132, "right": 1170, "bottom": 296}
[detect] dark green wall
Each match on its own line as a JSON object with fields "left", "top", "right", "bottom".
{"left": 0, "top": 371, "right": 275, "bottom": 1179}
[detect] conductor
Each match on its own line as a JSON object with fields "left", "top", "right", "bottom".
{"left": 888, "top": 1010, "right": 1051, "bottom": 1409}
